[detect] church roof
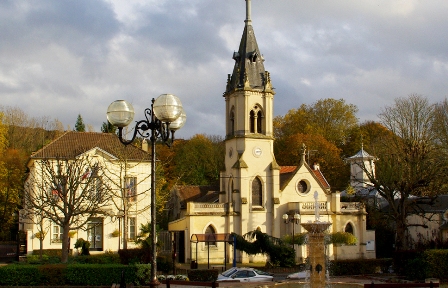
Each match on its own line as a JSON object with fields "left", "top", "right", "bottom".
{"left": 173, "top": 185, "right": 220, "bottom": 208}
{"left": 30, "top": 131, "right": 150, "bottom": 161}
{"left": 312, "top": 168, "right": 331, "bottom": 190}
{"left": 346, "top": 148, "right": 375, "bottom": 161}
{"left": 280, "top": 164, "right": 331, "bottom": 191}
{"left": 224, "top": 0, "right": 269, "bottom": 93}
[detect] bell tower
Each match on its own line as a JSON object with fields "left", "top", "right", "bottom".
{"left": 221, "top": 0, "right": 280, "bottom": 261}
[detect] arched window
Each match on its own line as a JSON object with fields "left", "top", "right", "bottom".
{"left": 249, "top": 110, "right": 255, "bottom": 133}
{"left": 249, "top": 105, "right": 263, "bottom": 134}
{"left": 205, "top": 225, "right": 216, "bottom": 246}
{"left": 230, "top": 108, "right": 235, "bottom": 135}
{"left": 345, "top": 223, "right": 354, "bottom": 234}
{"left": 252, "top": 177, "right": 263, "bottom": 206}
{"left": 257, "top": 110, "right": 263, "bottom": 133}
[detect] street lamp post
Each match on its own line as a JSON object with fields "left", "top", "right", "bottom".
{"left": 107, "top": 94, "right": 186, "bottom": 288}
{"left": 282, "top": 213, "right": 300, "bottom": 248}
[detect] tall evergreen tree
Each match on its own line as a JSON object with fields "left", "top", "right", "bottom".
{"left": 74, "top": 114, "right": 86, "bottom": 132}
{"left": 101, "top": 121, "right": 116, "bottom": 134}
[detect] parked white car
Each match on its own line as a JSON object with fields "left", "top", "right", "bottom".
{"left": 287, "top": 270, "right": 308, "bottom": 279}
{"left": 217, "top": 267, "right": 274, "bottom": 282}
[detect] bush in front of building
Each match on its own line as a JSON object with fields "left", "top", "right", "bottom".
{"left": 329, "top": 258, "right": 392, "bottom": 276}
{"left": 0, "top": 264, "right": 136, "bottom": 286}
{"left": 118, "top": 248, "right": 151, "bottom": 264}
{"left": 424, "top": 249, "right": 448, "bottom": 281}
{"left": 74, "top": 238, "right": 90, "bottom": 255}
{"left": 38, "top": 264, "right": 67, "bottom": 285}
{"left": 393, "top": 249, "right": 420, "bottom": 276}
{"left": 66, "top": 264, "right": 135, "bottom": 285}
{"left": 27, "top": 253, "right": 61, "bottom": 264}
{"left": 156, "top": 256, "right": 172, "bottom": 273}
{"left": 187, "top": 269, "right": 219, "bottom": 281}
{"left": 403, "top": 256, "right": 427, "bottom": 280}
{"left": 70, "top": 250, "right": 121, "bottom": 264}
{"left": 134, "top": 263, "right": 152, "bottom": 285}
{"left": 0, "top": 264, "right": 43, "bottom": 286}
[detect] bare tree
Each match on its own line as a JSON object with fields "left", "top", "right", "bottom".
{"left": 99, "top": 146, "right": 151, "bottom": 249}
{"left": 355, "top": 94, "right": 448, "bottom": 250}
{"left": 433, "top": 98, "right": 448, "bottom": 149}
{"left": 23, "top": 156, "right": 111, "bottom": 263}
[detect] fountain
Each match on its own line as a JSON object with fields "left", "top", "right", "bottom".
{"left": 300, "top": 191, "right": 332, "bottom": 288}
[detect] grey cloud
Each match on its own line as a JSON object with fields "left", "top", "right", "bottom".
{"left": 1, "top": 0, "right": 448, "bottom": 138}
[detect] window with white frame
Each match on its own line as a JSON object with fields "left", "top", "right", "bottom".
{"left": 128, "top": 217, "right": 136, "bottom": 240}
{"left": 52, "top": 223, "right": 63, "bottom": 242}
{"left": 125, "top": 177, "right": 137, "bottom": 202}
{"left": 89, "top": 177, "right": 103, "bottom": 201}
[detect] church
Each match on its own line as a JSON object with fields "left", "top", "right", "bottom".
{"left": 167, "top": 0, "right": 375, "bottom": 265}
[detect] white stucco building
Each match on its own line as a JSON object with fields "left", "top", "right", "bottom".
{"left": 22, "top": 131, "right": 152, "bottom": 254}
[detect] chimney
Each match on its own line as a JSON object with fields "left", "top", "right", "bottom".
{"left": 142, "top": 139, "right": 149, "bottom": 152}
{"left": 313, "top": 162, "right": 320, "bottom": 170}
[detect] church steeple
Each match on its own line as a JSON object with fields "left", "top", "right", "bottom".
{"left": 224, "top": 0, "right": 271, "bottom": 94}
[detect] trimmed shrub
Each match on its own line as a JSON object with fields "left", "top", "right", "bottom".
{"left": 0, "top": 264, "right": 136, "bottom": 286}
{"left": 157, "top": 256, "right": 172, "bottom": 273}
{"left": 32, "top": 249, "right": 62, "bottom": 257}
{"left": 187, "top": 269, "right": 219, "bottom": 282}
{"left": 65, "top": 264, "right": 135, "bottom": 286}
{"left": 74, "top": 238, "right": 90, "bottom": 256}
{"left": 118, "top": 248, "right": 151, "bottom": 264}
{"left": 0, "top": 265, "right": 43, "bottom": 286}
{"left": 393, "top": 250, "right": 420, "bottom": 276}
{"left": 404, "top": 256, "right": 426, "bottom": 281}
{"left": 329, "top": 258, "right": 392, "bottom": 276}
{"left": 425, "top": 249, "right": 448, "bottom": 281}
{"left": 134, "top": 264, "right": 152, "bottom": 285}
{"left": 69, "top": 251, "right": 121, "bottom": 264}
{"left": 38, "top": 264, "right": 67, "bottom": 285}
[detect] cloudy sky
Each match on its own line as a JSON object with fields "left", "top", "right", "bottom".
{"left": 1, "top": 0, "right": 448, "bottom": 139}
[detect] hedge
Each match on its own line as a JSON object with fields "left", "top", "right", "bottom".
{"left": 0, "top": 264, "right": 137, "bottom": 286}
{"left": 329, "top": 258, "right": 392, "bottom": 276}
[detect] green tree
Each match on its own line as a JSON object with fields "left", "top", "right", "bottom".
{"left": 274, "top": 98, "right": 358, "bottom": 147}
{"left": 433, "top": 98, "right": 448, "bottom": 148}
{"left": 0, "top": 149, "right": 26, "bottom": 239}
{"left": 173, "top": 134, "right": 224, "bottom": 185}
{"left": 232, "top": 229, "right": 295, "bottom": 267}
{"left": 343, "top": 121, "right": 393, "bottom": 158}
{"left": 74, "top": 114, "right": 86, "bottom": 132}
{"left": 0, "top": 112, "right": 7, "bottom": 152}
{"left": 0, "top": 106, "right": 63, "bottom": 154}
{"left": 359, "top": 94, "right": 448, "bottom": 250}
{"left": 101, "top": 121, "right": 116, "bottom": 134}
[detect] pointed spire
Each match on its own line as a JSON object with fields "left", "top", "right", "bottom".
{"left": 224, "top": 0, "right": 268, "bottom": 94}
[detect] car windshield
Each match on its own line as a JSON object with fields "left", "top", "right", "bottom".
{"left": 254, "top": 269, "right": 270, "bottom": 275}
{"left": 221, "top": 268, "right": 238, "bottom": 277}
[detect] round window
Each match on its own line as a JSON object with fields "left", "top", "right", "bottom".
{"left": 297, "top": 180, "right": 308, "bottom": 194}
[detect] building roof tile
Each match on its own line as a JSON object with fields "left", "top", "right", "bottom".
{"left": 30, "top": 131, "right": 150, "bottom": 161}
